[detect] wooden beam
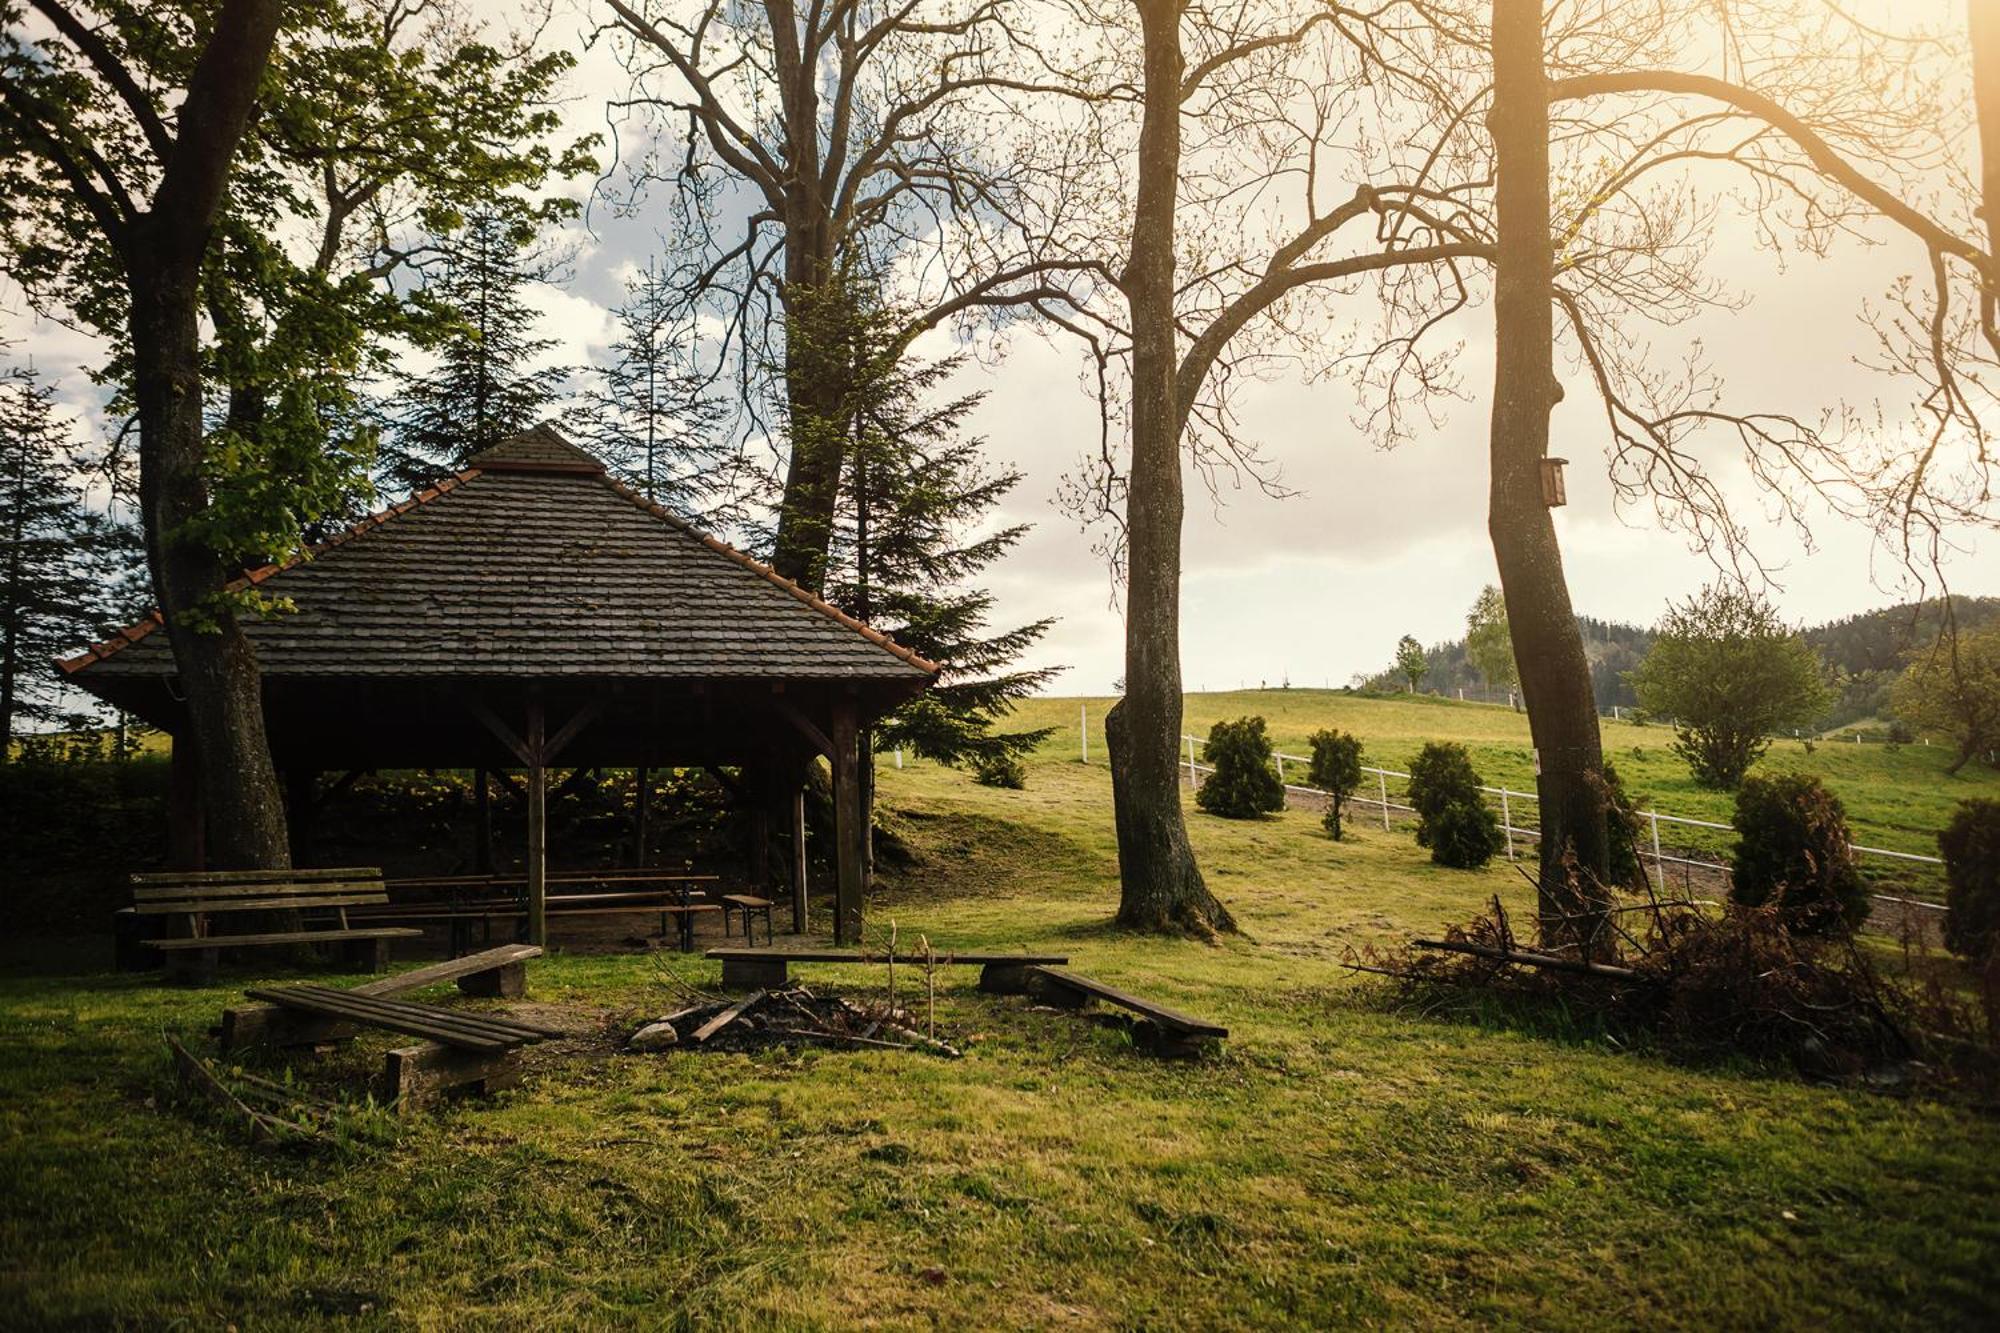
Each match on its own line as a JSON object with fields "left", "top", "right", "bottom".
{"left": 543, "top": 699, "right": 602, "bottom": 763}
{"left": 473, "top": 767, "right": 493, "bottom": 874}
{"left": 526, "top": 699, "right": 547, "bottom": 947}
{"left": 791, "top": 786, "right": 808, "bottom": 935}
{"left": 167, "top": 732, "right": 205, "bottom": 871}
{"left": 631, "top": 766, "right": 649, "bottom": 867}
{"left": 773, "top": 698, "right": 835, "bottom": 760}
{"left": 468, "top": 699, "right": 534, "bottom": 767}
{"left": 831, "top": 696, "right": 863, "bottom": 946}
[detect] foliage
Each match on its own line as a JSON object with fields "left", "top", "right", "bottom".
{"left": 1632, "top": 586, "right": 1830, "bottom": 789}
{"left": 1393, "top": 635, "right": 1428, "bottom": 693}
{"left": 576, "top": 259, "right": 735, "bottom": 521}
{"left": 1599, "top": 760, "right": 1649, "bottom": 892}
{"left": 1892, "top": 625, "right": 2000, "bottom": 777}
{"left": 1730, "top": 774, "right": 1870, "bottom": 936}
{"left": 1407, "top": 741, "right": 1500, "bottom": 868}
{"left": 1307, "top": 728, "right": 1364, "bottom": 839}
{"left": 377, "top": 211, "right": 571, "bottom": 491}
{"left": 0, "top": 363, "right": 135, "bottom": 746}
{"left": 1194, "top": 716, "right": 1285, "bottom": 819}
{"left": 1464, "top": 585, "right": 1518, "bottom": 704}
{"left": 1940, "top": 799, "right": 2000, "bottom": 960}
{"left": 972, "top": 751, "right": 1027, "bottom": 790}
{"left": 811, "top": 282, "right": 1057, "bottom": 771}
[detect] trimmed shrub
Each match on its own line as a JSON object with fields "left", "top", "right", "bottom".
{"left": 1407, "top": 741, "right": 1500, "bottom": 869}
{"left": 1940, "top": 798, "right": 2000, "bottom": 960}
{"left": 1730, "top": 774, "right": 1870, "bottom": 935}
{"left": 972, "top": 751, "right": 1026, "bottom": 790}
{"left": 1195, "top": 716, "right": 1285, "bottom": 819}
{"left": 1601, "top": 760, "right": 1649, "bottom": 892}
{"left": 1307, "top": 728, "right": 1364, "bottom": 840}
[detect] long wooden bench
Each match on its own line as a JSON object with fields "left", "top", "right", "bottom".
{"left": 245, "top": 982, "right": 564, "bottom": 1111}
{"left": 126, "top": 868, "right": 421, "bottom": 984}
{"left": 1025, "top": 966, "right": 1228, "bottom": 1057}
{"left": 219, "top": 943, "right": 542, "bottom": 1052}
{"left": 705, "top": 947, "right": 1068, "bottom": 994}
{"left": 373, "top": 871, "right": 721, "bottom": 951}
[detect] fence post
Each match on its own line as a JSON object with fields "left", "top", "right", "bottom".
{"left": 1500, "top": 788, "right": 1515, "bottom": 861}
{"left": 1275, "top": 753, "right": 1284, "bottom": 785}
{"left": 1378, "top": 770, "right": 1390, "bottom": 830}
{"left": 1649, "top": 810, "right": 1663, "bottom": 889}
{"left": 895, "top": 747, "right": 903, "bottom": 770}
{"left": 1187, "top": 735, "right": 1197, "bottom": 786}
{"left": 1080, "top": 705, "right": 1088, "bottom": 764}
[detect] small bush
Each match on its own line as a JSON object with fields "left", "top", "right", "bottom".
{"left": 1195, "top": 716, "right": 1285, "bottom": 819}
{"left": 1730, "top": 774, "right": 1870, "bottom": 935}
{"left": 1940, "top": 798, "right": 2000, "bottom": 961}
{"left": 1408, "top": 742, "right": 1499, "bottom": 869}
{"left": 972, "top": 752, "right": 1026, "bottom": 790}
{"left": 1600, "top": 760, "right": 1649, "bottom": 891}
{"left": 1307, "top": 728, "right": 1364, "bottom": 840}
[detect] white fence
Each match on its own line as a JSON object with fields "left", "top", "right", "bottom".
{"left": 1147, "top": 729, "right": 1947, "bottom": 916}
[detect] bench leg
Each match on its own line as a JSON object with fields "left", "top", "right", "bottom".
{"left": 449, "top": 917, "right": 473, "bottom": 958}
{"left": 168, "top": 947, "right": 220, "bottom": 987}
{"left": 720, "top": 958, "right": 787, "bottom": 990}
{"left": 220, "top": 1003, "right": 355, "bottom": 1052}
{"left": 456, "top": 961, "right": 526, "bottom": 1000}
{"left": 1131, "top": 1021, "right": 1215, "bottom": 1060}
{"left": 758, "top": 908, "right": 773, "bottom": 946}
{"left": 679, "top": 912, "right": 696, "bottom": 953}
{"left": 979, "top": 963, "right": 1032, "bottom": 996}
{"left": 383, "top": 1043, "right": 522, "bottom": 1113}
{"left": 1028, "top": 973, "right": 1093, "bottom": 1010}
{"left": 343, "top": 937, "right": 392, "bottom": 973}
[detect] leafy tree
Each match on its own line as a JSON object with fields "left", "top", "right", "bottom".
{"left": 1465, "top": 584, "right": 1518, "bottom": 706}
{"left": 1394, "top": 635, "right": 1429, "bottom": 694}
{"left": 1892, "top": 625, "right": 2000, "bottom": 776}
{"left": 1632, "top": 587, "right": 1830, "bottom": 789}
{"left": 1407, "top": 741, "right": 1501, "bottom": 869}
{"left": 378, "top": 211, "right": 572, "bottom": 491}
{"left": 1939, "top": 798, "right": 2000, "bottom": 961}
{"left": 580, "top": 260, "right": 734, "bottom": 520}
{"left": 1730, "top": 774, "right": 1870, "bottom": 936}
{"left": 1307, "top": 728, "right": 1364, "bottom": 840}
{"left": 813, "top": 282, "right": 1058, "bottom": 773}
{"left": 1194, "top": 716, "right": 1284, "bottom": 820}
{"left": 0, "top": 364, "right": 122, "bottom": 752}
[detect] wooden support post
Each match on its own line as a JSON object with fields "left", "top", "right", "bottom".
{"left": 526, "top": 701, "right": 547, "bottom": 948}
{"left": 831, "top": 697, "right": 863, "bottom": 946}
{"left": 631, "top": 766, "right": 650, "bottom": 867}
{"left": 284, "top": 767, "right": 317, "bottom": 867}
{"left": 474, "top": 767, "right": 493, "bottom": 874}
{"left": 167, "top": 733, "right": 205, "bottom": 871}
{"left": 791, "top": 786, "right": 808, "bottom": 935}
{"left": 749, "top": 778, "right": 772, "bottom": 889}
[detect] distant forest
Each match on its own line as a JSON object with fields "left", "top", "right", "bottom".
{"left": 1362, "top": 596, "right": 2000, "bottom": 728}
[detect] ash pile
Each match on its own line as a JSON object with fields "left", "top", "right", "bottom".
{"left": 626, "top": 986, "right": 961, "bottom": 1057}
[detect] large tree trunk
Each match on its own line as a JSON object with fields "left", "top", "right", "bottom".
{"left": 1108, "top": 0, "right": 1234, "bottom": 937}
{"left": 123, "top": 1, "right": 291, "bottom": 871}
{"left": 1488, "top": 0, "right": 1610, "bottom": 954}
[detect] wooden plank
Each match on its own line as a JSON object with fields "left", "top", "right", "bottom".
{"left": 1026, "top": 968, "right": 1228, "bottom": 1038}
{"left": 145, "top": 927, "right": 420, "bottom": 950}
{"left": 384, "top": 1042, "right": 520, "bottom": 1113}
{"left": 243, "top": 988, "right": 544, "bottom": 1051}
{"left": 351, "top": 945, "right": 543, "bottom": 996}
{"left": 133, "top": 880, "right": 384, "bottom": 902}
{"left": 133, "top": 866, "right": 379, "bottom": 887}
{"left": 692, "top": 990, "right": 765, "bottom": 1044}
{"left": 129, "top": 893, "right": 388, "bottom": 915}
{"left": 272, "top": 985, "right": 562, "bottom": 1041}
{"left": 705, "top": 948, "right": 1067, "bottom": 966}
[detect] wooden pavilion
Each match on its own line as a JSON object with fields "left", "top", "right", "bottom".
{"left": 59, "top": 424, "right": 937, "bottom": 946}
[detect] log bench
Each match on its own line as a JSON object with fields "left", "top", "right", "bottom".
{"left": 705, "top": 947, "right": 1068, "bottom": 994}
{"left": 242, "top": 982, "right": 563, "bottom": 1112}
{"left": 123, "top": 868, "right": 421, "bottom": 984}
{"left": 219, "top": 943, "right": 543, "bottom": 1052}
{"left": 1025, "top": 966, "right": 1228, "bottom": 1057}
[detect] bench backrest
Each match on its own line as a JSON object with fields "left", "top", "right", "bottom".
{"left": 130, "top": 867, "right": 387, "bottom": 916}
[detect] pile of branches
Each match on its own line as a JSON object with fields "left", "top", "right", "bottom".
{"left": 630, "top": 985, "right": 962, "bottom": 1058}
{"left": 1353, "top": 891, "right": 1996, "bottom": 1095}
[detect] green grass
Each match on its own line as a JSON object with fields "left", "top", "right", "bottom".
{"left": 5, "top": 715, "right": 1999, "bottom": 1329}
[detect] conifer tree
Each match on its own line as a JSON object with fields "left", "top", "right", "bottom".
{"left": 810, "top": 282, "right": 1058, "bottom": 771}
{"left": 379, "top": 212, "right": 569, "bottom": 491}
{"left": 581, "top": 261, "right": 733, "bottom": 520}
{"left": 0, "top": 365, "right": 122, "bottom": 753}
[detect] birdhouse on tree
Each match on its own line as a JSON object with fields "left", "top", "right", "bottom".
{"left": 1539, "top": 456, "right": 1568, "bottom": 507}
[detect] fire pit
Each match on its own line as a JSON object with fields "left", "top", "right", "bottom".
{"left": 626, "top": 986, "right": 961, "bottom": 1057}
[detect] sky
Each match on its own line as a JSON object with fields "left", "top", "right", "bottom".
{"left": 7, "top": 0, "right": 1996, "bottom": 700}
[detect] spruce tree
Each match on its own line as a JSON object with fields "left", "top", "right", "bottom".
{"left": 379, "top": 212, "right": 569, "bottom": 492}
{"left": 810, "top": 282, "right": 1058, "bottom": 770}
{"left": 581, "top": 261, "right": 734, "bottom": 520}
{"left": 0, "top": 364, "right": 122, "bottom": 753}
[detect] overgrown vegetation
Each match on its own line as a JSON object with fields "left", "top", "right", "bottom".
{"left": 1730, "top": 774, "right": 1871, "bottom": 936}
{"left": 1407, "top": 741, "right": 1501, "bottom": 869}
{"left": 1941, "top": 798, "right": 2000, "bottom": 962}
{"left": 1193, "top": 716, "right": 1284, "bottom": 819}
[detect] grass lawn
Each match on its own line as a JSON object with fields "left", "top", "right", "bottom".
{"left": 4, "top": 704, "right": 1998, "bottom": 1328}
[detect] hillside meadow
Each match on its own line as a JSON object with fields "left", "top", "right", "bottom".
{"left": 3, "top": 696, "right": 1998, "bottom": 1328}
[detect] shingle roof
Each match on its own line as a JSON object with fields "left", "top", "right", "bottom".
{"left": 61, "top": 426, "right": 937, "bottom": 684}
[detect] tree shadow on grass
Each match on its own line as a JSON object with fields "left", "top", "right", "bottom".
{"left": 873, "top": 805, "right": 1113, "bottom": 906}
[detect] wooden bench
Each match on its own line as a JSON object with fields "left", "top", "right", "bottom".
{"left": 244, "top": 982, "right": 563, "bottom": 1111}
{"left": 1025, "top": 966, "right": 1228, "bottom": 1057}
{"left": 125, "top": 868, "right": 421, "bottom": 984}
{"left": 374, "top": 871, "right": 721, "bottom": 951}
{"left": 719, "top": 894, "right": 775, "bottom": 946}
{"left": 219, "top": 943, "right": 543, "bottom": 1052}
{"left": 705, "top": 947, "right": 1068, "bottom": 994}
